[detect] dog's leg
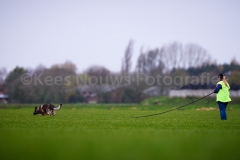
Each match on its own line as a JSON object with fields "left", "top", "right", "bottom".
{"left": 49, "top": 110, "right": 53, "bottom": 116}
{"left": 46, "top": 108, "right": 51, "bottom": 116}
{"left": 52, "top": 110, "right": 55, "bottom": 116}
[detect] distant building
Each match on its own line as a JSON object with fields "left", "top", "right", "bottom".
{"left": 142, "top": 86, "right": 168, "bottom": 97}
{"left": 169, "top": 89, "right": 240, "bottom": 97}
{"left": 0, "top": 92, "right": 9, "bottom": 103}
{"left": 88, "top": 93, "right": 98, "bottom": 104}
{"left": 169, "top": 84, "right": 240, "bottom": 97}
{"left": 142, "top": 84, "right": 240, "bottom": 97}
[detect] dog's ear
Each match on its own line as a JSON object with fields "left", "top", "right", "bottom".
{"left": 35, "top": 107, "right": 37, "bottom": 109}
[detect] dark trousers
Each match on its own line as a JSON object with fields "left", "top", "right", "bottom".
{"left": 217, "top": 101, "right": 228, "bottom": 120}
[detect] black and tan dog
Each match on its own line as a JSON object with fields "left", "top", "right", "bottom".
{"left": 33, "top": 104, "right": 62, "bottom": 116}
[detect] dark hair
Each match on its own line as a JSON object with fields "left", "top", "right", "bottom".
{"left": 218, "top": 73, "right": 229, "bottom": 88}
{"left": 218, "top": 74, "right": 224, "bottom": 80}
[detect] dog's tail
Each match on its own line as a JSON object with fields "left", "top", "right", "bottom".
{"left": 54, "top": 104, "right": 62, "bottom": 111}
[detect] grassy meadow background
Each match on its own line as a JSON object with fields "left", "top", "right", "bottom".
{"left": 0, "top": 97, "right": 240, "bottom": 160}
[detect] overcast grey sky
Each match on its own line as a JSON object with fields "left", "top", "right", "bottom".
{"left": 1, "top": 0, "right": 240, "bottom": 73}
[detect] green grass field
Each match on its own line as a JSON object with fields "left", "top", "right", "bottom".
{"left": 0, "top": 103, "right": 240, "bottom": 160}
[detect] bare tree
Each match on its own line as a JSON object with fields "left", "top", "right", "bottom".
{"left": 136, "top": 47, "right": 145, "bottom": 73}
{"left": 121, "top": 40, "right": 134, "bottom": 75}
{"left": 184, "top": 44, "right": 211, "bottom": 68}
{"left": 0, "top": 68, "right": 7, "bottom": 85}
{"left": 51, "top": 61, "right": 77, "bottom": 74}
{"left": 136, "top": 48, "right": 164, "bottom": 76}
{"left": 159, "top": 42, "right": 183, "bottom": 70}
{"left": 84, "top": 65, "right": 111, "bottom": 86}
{"left": 159, "top": 42, "right": 212, "bottom": 71}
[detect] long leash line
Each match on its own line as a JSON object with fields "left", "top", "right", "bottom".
{"left": 133, "top": 92, "right": 214, "bottom": 118}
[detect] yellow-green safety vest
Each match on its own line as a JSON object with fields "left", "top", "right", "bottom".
{"left": 216, "top": 81, "right": 231, "bottom": 102}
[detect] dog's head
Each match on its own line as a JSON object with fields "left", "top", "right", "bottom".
{"left": 33, "top": 106, "right": 40, "bottom": 115}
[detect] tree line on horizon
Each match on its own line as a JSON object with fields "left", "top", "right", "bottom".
{"left": 0, "top": 41, "right": 240, "bottom": 103}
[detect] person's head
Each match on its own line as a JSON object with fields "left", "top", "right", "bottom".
{"left": 218, "top": 73, "right": 224, "bottom": 81}
{"left": 218, "top": 73, "right": 229, "bottom": 88}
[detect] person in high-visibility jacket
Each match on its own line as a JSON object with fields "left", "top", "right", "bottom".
{"left": 213, "top": 74, "right": 231, "bottom": 120}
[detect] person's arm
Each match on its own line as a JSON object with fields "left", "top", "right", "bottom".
{"left": 214, "top": 84, "right": 222, "bottom": 93}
